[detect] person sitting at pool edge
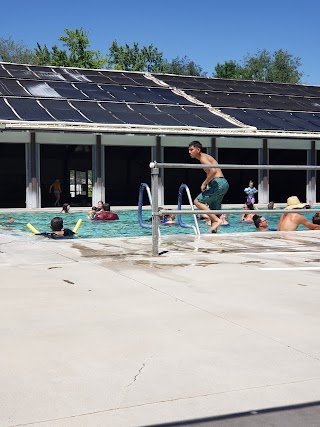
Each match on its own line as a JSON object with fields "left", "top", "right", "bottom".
{"left": 253, "top": 214, "right": 269, "bottom": 231}
{"left": 93, "top": 203, "right": 119, "bottom": 221}
{"left": 50, "top": 217, "right": 75, "bottom": 238}
{"left": 277, "top": 196, "right": 320, "bottom": 231}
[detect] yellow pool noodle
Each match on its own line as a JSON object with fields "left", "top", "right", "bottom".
{"left": 27, "top": 223, "right": 40, "bottom": 234}
{"left": 73, "top": 218, "right": 82, "bottom": 233}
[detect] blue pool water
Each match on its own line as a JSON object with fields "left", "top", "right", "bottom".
{"left": 0, "top": 210, "right": 316, "bottom": 239}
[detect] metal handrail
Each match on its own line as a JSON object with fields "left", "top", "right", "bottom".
{"left": 150, "top": 162, "right": 320, "bottom": 171}
{"left": 138, "top": 183, "right": 152, "bottom": 229}
{"left": 177, "top": 184, "right": 200, "bottom": 236}
{"left": 149, "top": 161, "right": 320, "bottom": 256}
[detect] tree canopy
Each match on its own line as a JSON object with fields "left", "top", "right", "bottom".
{"left": 0, "top": 36, "right": 36, "bottom": 64}
{"left": 0, "top": 29, "right": 305, "bottom": 83}
{"left": 214, "top": 49, "right": 303, "bottom": 83}
{"left": 34, "top": 28, "right": 106, "bottom": 69}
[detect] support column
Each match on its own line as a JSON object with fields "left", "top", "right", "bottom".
{"left": 151, "top": 136, "right": 164, "bottom": 206}
{"left": 258, "top": 138, "right": 269, "bottom": 204}
{"left": 25, "top": 132, "right": 40, "bottom": 208}
{"left": 306, "top": 140, "right": 316, "bottom": 205}
{"left": 92, "top": 134, "right": 105, "bottom": 206}
{"left": 210, "top": 137, "right": 218, "bottom": 159}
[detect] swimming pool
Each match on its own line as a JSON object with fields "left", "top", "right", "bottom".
{"left": 1, "top": 209, "right": 311, "bottom": 239}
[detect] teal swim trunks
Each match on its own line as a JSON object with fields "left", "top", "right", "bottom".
{"left": 196, "top": 177, "right": 229, "bottom": 210}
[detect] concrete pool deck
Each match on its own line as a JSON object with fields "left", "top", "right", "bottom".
{"left": 1, "top": 229, "right": 320, "bottom": 426}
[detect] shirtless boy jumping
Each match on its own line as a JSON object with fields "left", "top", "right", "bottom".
{"left": 188, "top": 141, "right": 229, "bottom": 233}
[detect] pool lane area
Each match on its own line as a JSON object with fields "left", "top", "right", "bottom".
{"left": 1, "top": 227, "right": 320, "bottom": 426}
{"left": 1, "top": 206, "right": 318, "bottom": 239}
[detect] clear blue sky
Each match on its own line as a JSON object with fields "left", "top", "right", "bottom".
{"left": 2, "top": 0, "right": 320, "bottom": 85}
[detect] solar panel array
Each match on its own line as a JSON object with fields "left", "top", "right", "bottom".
{"left": 1, "top": 62, "right": 320, "bottom": 132}
{"left": 153, "top": 74, "right": 320, "bottom": 132}
{"left": 0, "top": 63, "right": 238, "bottom": 129}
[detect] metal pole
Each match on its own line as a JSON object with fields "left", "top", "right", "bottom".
{"left": 151, "top": 163, "right": 160, "bottom": 256}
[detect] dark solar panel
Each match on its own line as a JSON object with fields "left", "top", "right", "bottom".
{"left": 3, "top": 64, "right": 38, "bottom": 80}
{"left": 55, "top": 68, "right": 91, "bottom": 83}
{"left": 104, "top": 72, "right": 140, "bottom": 85}
{"left": 71, "top": 101, "right": 123, "bottom": 124}
{"left": 8, "top": 98, "right": 55, "bottom": 121}
{"left": 0, "top": 98, "right": 20, "bottom": 120}
{"left": 0, "top": 66, "right": 12, "bottom": 78}
{"left": 220, "top": 108, "right": 313, "bottom": 131}
{"left": 74, "top": 83, "right": 115, "bottom": 101}
{"left": 100, "top": 102, "right": 153, "bottom": 125}
{"left": 105, "top": 85, "right": 141, "bottom": 102}
{"left": 220, "top": 108, "right": 279, "bottom": 129}
{"left": 132, "top": 104, "right": 185, "bottom": 126}
{"left": 33, "top": 70, "right": 66, "bottom": 81}
{"left": 152, "top": 88, "right": 193, "bottom": 104}
{"left": 79, "top": 70, "right": 115, "bottom": 84}
{"left": 272, "top": 111, "right": 320, "bottom": 131}
{"left": 0, "top": 79, "right": 30, "bottom": 96}
{"left": 122, "top": 72, "right": 155, "bottom": 86}
{"left": 294, "top": 111, "right": 320, "bottom": 128}
{"left": 183, "top": 106, "right": 239, "bottom": 128}
{"left": 40, "top": 99, "right": 90, "bottom": 122}
{"left": 46, "top": 82, "right": 88, "bottom": 99}
{"left": 158, "top": 105, "right": 237, "bottom": 128}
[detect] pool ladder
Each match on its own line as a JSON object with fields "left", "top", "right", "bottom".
{"left": 138, "top": 182, "right": 200, "bottom": 236}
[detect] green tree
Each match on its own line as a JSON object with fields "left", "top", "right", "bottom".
{"left": 213, "top": 49, "right": 303, "bottom": 83}
{"left": 35, "top": 28, "right": 106, "bottom": 68}
{"left": 163, "top": 56, "right": 205, "bottom": 76}
{"left": 214, "top": 60, "right": 243, "bottom": 79}
{"left": 0, "top": 36, "right": 36, "bottom": 64}
{"left": 107, "top": 40, "right": 164, "bottom": 72}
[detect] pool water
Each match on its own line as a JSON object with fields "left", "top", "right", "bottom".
{"left": 0, "top": 210, "right": 316, "bottom": 239}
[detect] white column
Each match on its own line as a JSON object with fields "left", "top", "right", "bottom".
{"left": 258, "top": 138, "right": 269, "bottom": 204}
{"left": 92, "top": 135, "right": 105, "bottom": 206}
{"left": 306, "top": 140, "right": 316, "bottom": 205}
{"left": 25, "top": 132, "right": 41, "bottom": 208}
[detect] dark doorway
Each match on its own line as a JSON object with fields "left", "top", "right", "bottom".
{"left": 269, "top": 150, "right": 307, "bottom": 203}
{"left": 105, "top": 146, "right": 151, "bottom": 205}
{"left": 40, "top": 144, "right": 92, "bottom": 207}
{"left": 0, "top": 143, "right": 26, "bottom": 208}
{"left": 164, "top": 147, "right": 200, "bottom": 205}
{"left": 218, "top": 148, "right": 259, "bottom": 203}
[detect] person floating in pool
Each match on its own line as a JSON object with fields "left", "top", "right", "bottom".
{"left": 49, "top": 179, "right": 62, "bottom": 207}
{"left": 92, "top": 203, "right": 119, "bottom": 221}
{"left": 49, "top": 217, "right": 75, "bottom": 238}
{"left": 244, "top": 180, "right": 257, "bottom": 204}
{"left": 277, "top": 196, "right": 320, "bottom": 231}
{"left": 188, "top": 141, "right": 229, "bottom": 233}
{"left": 162, "top": 213, "right": 176, "bottom": 225}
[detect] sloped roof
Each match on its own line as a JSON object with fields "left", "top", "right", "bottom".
{"left": 0, "top": 62, "right": 320, "bottom": 138}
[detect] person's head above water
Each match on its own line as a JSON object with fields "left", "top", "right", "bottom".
{"left": 50, "top": 217, "right": 63, "bottom": 231}
{"left": 312, "top": 212, "right": 320, "bottom": 225}
{"left": 253, "top": 214, "right": 268, "bottom": 230}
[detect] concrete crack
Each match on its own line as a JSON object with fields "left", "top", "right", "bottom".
{"left": 117, "top": 356, "right": 153, "bottom": 408}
